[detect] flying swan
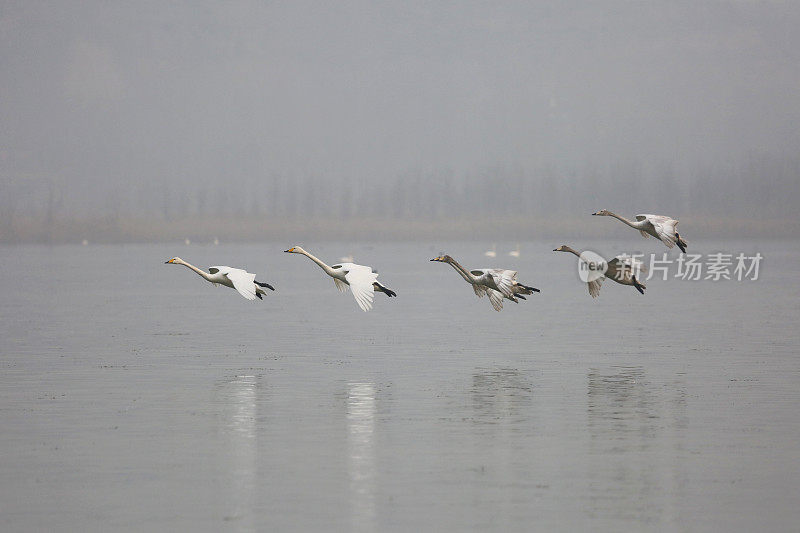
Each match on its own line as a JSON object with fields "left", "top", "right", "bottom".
{"left": 553, "top": 245, "right": 646, "bottom": 297}
{"left": 430, "top": 254, "right": 539, "bottom": 311}
{"left": 592, "top": 210, "right": 687, "bottom": 252}
{"left": 284, "top": 246, "right": 396, "bottom": 311}
{"left": 165, "top": 257, "right": 275, "bottom": 300}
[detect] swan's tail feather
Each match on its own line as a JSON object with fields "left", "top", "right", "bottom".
{"left": 255, "top": 281, "right": 275, "bottom": 291}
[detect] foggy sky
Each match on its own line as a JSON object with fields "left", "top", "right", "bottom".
{"left": 1, "top": 1, "right": 799, "bottom": 238}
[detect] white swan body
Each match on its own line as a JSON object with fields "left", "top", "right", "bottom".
{"left": 284, "top": 246, "right": 396, "bottom": 311}
{"left": 553, "top": 245, "right": 646, "bottom": 298}
{"left": 165, "top": 257, "right": 274, "bottom": 300}
{"left": 431, "top": 255, "right": 539, "bottom": 311}
{"left": 592, "top": 210, "right": 687, "bottom": 252}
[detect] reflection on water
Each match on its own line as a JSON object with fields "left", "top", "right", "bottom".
{"left": 586, "top": 366, "right": 686, "bottom": 524}
{"left": 347, "top": 382, "right": 376, "bottom": 533}
{"left": 217, "top": 374, "right": 258, "bottom": 530}
{"left": 471, "top": 367, "right": 533, "bottom": 426}
{"left": 469, "top": 367, "right": 535, "bottom": 521}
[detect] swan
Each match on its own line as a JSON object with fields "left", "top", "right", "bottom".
{"left": 509, "top": 244, "right": 520, "bottom": 258}
{"left": 284, "top": 246, "right": 396, "bottom": 311}
{"left": 165, "top": 257, "right": 275, "bottom": 300}
{"left": 484, "top": 244, "right": 496, "bottom": 258}
{"left": 430, "top": 255, "right": 539, "bottom": 311}
{"left": 553, "top": 245, "right": 646, "bottom": 297}
{"left": 592, "top": 210, "right": 687, "bottom": 252}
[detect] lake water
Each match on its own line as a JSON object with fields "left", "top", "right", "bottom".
{"left": 1, "top": 240, "right": 798, "bottom": 532}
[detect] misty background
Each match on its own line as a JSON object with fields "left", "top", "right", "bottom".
{"left": 1, "top": 1, "right": 798, "bottom": 243}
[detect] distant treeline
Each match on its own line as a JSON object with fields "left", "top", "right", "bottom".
{"left": 1, "top": 154, "right": 798, "bottom": 243}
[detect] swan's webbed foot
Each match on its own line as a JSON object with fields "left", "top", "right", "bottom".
{"left": 632, "top": 276, "right": 646, "bottom": 295}
{"left": 675, "top": 234, "right": 687, "bottom": 253}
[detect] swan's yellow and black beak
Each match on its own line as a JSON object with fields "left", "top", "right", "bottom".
{"left": 430, "top": 256, "right": 443, "bottom": 262}
{"left": 284, "top": 247, "right": 294, "bottom": 253}
{"left": 165, "top": 259, "right": 174, "bottom": 263}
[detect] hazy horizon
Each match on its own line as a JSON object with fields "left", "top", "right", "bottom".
{"left": 2, "top": 1, "right": 799, "bottom": 242}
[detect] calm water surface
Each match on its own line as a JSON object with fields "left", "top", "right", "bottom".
{"left": 1, "top": 241, "right": 799, "bottom": 532}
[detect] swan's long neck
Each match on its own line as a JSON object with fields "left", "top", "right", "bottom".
{"left": 301, "top": 250, "right": 336, "bottom": 277}
{"left": 447, "top": 258, "right": 478, "bottom": 284}
{"left": 179, "top": 260, "right": 212, "bottom": 281}
{"left": 563, "top": 246, "right": 581, "bottom": 258}
{"left": 608, "top": 211, "right": 640, "bottom": 229}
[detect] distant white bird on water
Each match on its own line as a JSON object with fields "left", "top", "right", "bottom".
{"left": 284, "top": 246, "right": 396, "bottom": 311}
{"left": 484, "top": 244, "right": 496, "bottom": 258}
{"left": 592, "top": 210, "right": 687, "bottom": 252}
{"left": 430, "top": 254, "right": 539, "bottom": 311}
{"left": 553, "top": 245, "right": 646, "bottom": 298}
{"left": 165, "top": 257, "right": 274, "bottom": 300}
{"left": 509, "top": 244, "right": 520, "bottom": 258}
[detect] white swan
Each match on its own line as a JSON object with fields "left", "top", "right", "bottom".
{"left": 484, "top": 244, "right": 496, "bottom": 258}
{"left": 284, "top": 246, "right": 396, "bottom": 311}
{"left": 165, "top": 257, "right": 274, "bottom": 300}
{"left": 592, "top": 210, "right": 687, "bottom": 252}
{"left": 553, "top": 245, "right": 646, "bottom": 298}
{"left": 509, "top": 244, "right": 520, "bottom": 258}
{"left": 430, "top": 255, "right": 539, "bottom": 311}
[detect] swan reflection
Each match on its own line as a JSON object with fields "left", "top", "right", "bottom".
{"left": 586, "top": 366, "right": 686, "bottom": 523}
{"left": 471, "top": 367, "right": 533, "bottom": 425}
{"left": 217, "top": 374, "right": 258, "bottom": 529}
{"left": 347, "top": 382, "right": 376, "bottom": 532}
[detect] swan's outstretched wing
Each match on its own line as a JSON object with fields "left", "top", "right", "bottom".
{"left": 637, "top": 214, "right": 678, "bottom": 248}
{"left": 217, "top": 266, "right": 257, "bottom": 300}
{"left": 487, "top": 288, "right": 504, "bottom": 311}
{"left": 344, "top": 265, "right": 379, "bottom": 312}
{"left": 472, "top": 284, "right": 487, "bottom": 298}
{"left": 333, "top": 277, "right": 348, "bottom": 293}
{"left": 588, "top": 277, "right": 603, "bottom": 298}
{"left": 488, "top": 269, "right": 517, "bottom": 298}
